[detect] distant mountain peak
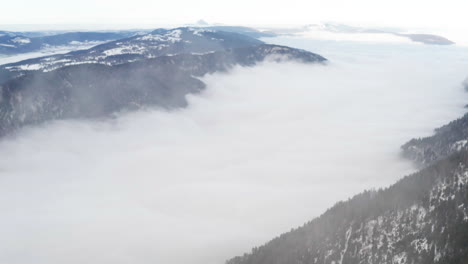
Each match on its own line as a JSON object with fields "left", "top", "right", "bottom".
{"left": 195, "top": 19, "right": 210, "bottom": 26}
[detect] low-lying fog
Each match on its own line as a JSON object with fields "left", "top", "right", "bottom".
{"left": 1, "top": 38, "right": 468, "bottom": 264}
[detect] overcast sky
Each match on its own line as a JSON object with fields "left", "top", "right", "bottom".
{"left": 1, "top": 0, "right": 467, "bottom": 31}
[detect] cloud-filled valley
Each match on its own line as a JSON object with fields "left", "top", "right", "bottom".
{"left": 1, "top": 38, "right": 468, "bottom": 264}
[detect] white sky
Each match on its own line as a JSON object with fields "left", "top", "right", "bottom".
{"left": 1, "top": 0, "right": 468, "bottom": 31}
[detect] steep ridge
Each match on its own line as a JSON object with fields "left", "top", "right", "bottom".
{"left": 402, "top": 113, "right": 468, "bottom": 167}
{"left": 227, "top": 151, "right": 468, "bottom": 264}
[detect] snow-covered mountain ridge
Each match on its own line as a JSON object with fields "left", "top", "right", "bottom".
{"left": 0, "top": 31, "right": 139, "bottom": 55}
{"left": 0, "top": 27, "right": 263, "bottom": 75}
{"left": 0, "top": 28, "right": 326, "bottom": 136}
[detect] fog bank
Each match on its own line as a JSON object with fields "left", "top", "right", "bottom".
{"left": 1, "top": 40, "right": 468, "bottom": 264}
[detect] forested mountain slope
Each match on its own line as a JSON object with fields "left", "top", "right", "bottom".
{"left": 227, "top": 151, "right": 468, "bottom": 264}
{"left": 402, "top": 113, "right": 468, "bottom": 166}
{"left": 0, "top": 44, "right": 325, "bottom": 136}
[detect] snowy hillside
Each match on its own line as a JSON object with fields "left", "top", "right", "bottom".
{"left": 228, "top": 151, "right": 468, "bottom": 264}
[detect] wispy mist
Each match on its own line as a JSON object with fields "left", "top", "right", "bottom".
{"left": 1, "top": 40, "right": 468, "bottom": 264}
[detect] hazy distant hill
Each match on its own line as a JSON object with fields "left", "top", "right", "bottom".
{"left": 396, "top": 34, "right": 454, "bottom": 45}
{"left": 268, "top": 23, "right": 455, "bottom": 45}
{"left": 204, "top": 26, "right": 277, "bottom": 38}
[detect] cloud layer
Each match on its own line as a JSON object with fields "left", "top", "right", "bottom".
{"left": 1, "top": 39, "right": 468, "bottom": 264}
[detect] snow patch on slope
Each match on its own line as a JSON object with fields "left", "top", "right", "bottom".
{"left": 11, "top": 37, "right": 31, "bottom": 44}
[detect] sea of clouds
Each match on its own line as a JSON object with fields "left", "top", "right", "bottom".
{"left": 1, "top": 38, "right": 468, "bottom": 264}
